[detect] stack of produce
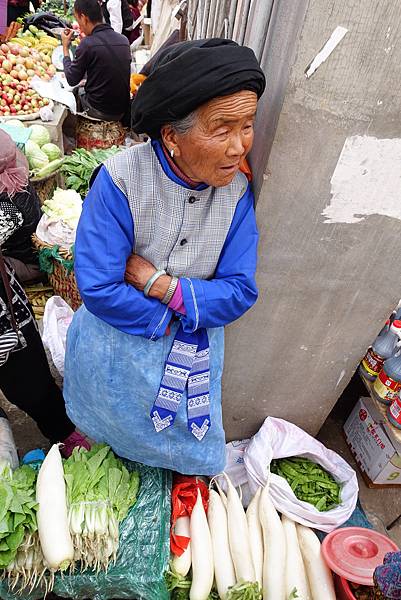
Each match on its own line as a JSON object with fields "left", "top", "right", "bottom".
{"left": 0, "top": 41, "right": 57, "bottom": 82}
{"left": 0, "top": 460, "right": 46, "bottom": 593}
{"left": 36, "top": 0, "right": 74, "bottom": 22}
{"left": 0, "top": 43, "right": 54, "bottom": 117}
{"left": 167, "top": 474, "right": 337, "bottom": 600}
{"left": 270, "top": 457, "right": 342, "bottom": 512}
{"left": 0, "top": 22, "right": 23, "bottom": 44}
{"left": 64, "top": 444, "right": 140, "bottom": 571}
{"left": 24, "top": 284, "right": 54, "bottom": 320}
{"left": 61, "top": 146, "right": 121, "bottom": 197}
{"left": 22, "top": 124, "right": 64, "bottom": 178}
{"left": 0, "top": 444, "right": 140, "bottom": 595}
{"left": 9, "top": 25, "right": 60, "bottom": 60}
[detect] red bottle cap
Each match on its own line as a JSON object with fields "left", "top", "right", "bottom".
{"left": 321, "top": 527, "right": 399, "bottom": 586}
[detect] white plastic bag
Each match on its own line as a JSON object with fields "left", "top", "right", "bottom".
{"left": 244, "top": 417, "right": 358, "bottom": 532}
{"left": 222, "top": 439, "right": 252, "bottom": 507}
{"left": 42, "top": 296, "right": 74, "bottom": 376}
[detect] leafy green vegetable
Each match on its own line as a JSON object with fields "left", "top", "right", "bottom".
{"left": 61, "top": 146, "right": 121, "bottom": 197}
{"left": 165, "top": 567, "right": 220, "bottom": 600}
{"left": 271, "top": 457, "right": 342, "bottom": 512}
{"left": 227, "top": 582, "right": 262, "bottom": 600}
{"left": 25, "top": 140, "right": 49, "bottom": 171}
{"left": 64, "top": 444, "right": 140, "bottom": 571}
{"left": 41, "top": 143, "right": 62, "bottom": 162}
{"left": 0, "top": 461, "right": 38, "bottom": 569}
{"left": 29, "top": 124, "right": 51, "bottom": 147}
{"left": 289, "top": 588, "right": 299, "bottom": 599}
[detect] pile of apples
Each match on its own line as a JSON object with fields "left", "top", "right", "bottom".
{"left": 0, "top": 42, "right": 53, "bottom": 116}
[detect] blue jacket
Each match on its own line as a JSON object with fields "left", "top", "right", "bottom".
{"left": 74, "top": 143, "right": 259, "bottom": 340}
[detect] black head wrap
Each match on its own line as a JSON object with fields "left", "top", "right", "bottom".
{"left": 132, "top": 38, "right": 266, "bottom": 139}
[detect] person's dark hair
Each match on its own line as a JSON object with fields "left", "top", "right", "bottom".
{"left": 74, "top": 0, "right": 103, "bottom": 22}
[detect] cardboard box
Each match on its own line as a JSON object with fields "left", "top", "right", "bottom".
{"left": 344, "top": 396, "right": 401, "bottom": 486}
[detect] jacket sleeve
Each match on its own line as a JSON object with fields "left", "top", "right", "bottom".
{"left": 0, "top": 199, "right": 23, "bottom": 247}
{"left": 179, "top": 185, "right": 259, "bottom": 332}
{"left": 74, "top": 167, "right": 171, "bottom": 339}
{"left": 63, "top": 41, "right": 89, "bottom": 87}
{"left": 107, "top": 0, "right": 123, "bottom": 33}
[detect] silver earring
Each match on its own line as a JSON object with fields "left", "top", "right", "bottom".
{"left": 170, "top": 148, "right": 174, "bottom": 158}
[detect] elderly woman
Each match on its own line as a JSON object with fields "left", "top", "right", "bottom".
{"left": 64, "top": 38, "right": 265, "bottom": 475}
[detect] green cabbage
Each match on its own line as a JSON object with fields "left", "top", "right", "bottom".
{"left": 25, "top": 139, "right": 49, "bottom": 171}
{"left": 41, "top": 143, "right": 62, "bottom": 161}
{"left": 28, "top": 124, "right": 51, "bottom": 147}
{"left": 6, "top": 120, "right": 25, "bottom": 128}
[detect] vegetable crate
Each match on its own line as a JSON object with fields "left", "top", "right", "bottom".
{"left": 32, "top": 234, "right": 82, "bottom": 312}
{"left": 76, "top": 116, "right": 126, "bottom": 150}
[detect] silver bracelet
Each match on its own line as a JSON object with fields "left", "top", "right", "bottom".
{"left": 162, "top": 276, "right": 179, "bottom": 304}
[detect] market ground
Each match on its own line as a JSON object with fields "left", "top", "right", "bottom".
{"left": 1, "top": 361, "right": 401, "bottom": 550}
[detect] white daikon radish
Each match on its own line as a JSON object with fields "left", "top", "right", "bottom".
{"left": 223, "top": 472, "right": 255, "bottom": 583}
{"left": 246, "top": 488, "right": 263, "bottom": 588}
{"left": 207, "top": 489, "right": 236, "bottom": 599}
{"left": 214, "top": 479, "right": 227, "bottom": 508}
{"left": 282, "top": 516, "right": 311, "bottom": 600}
{"left": 296, "top": 524, "right": 336, "bottom": 600}
{"left": 171, "top": 516, "right": 192, "bottom": 576}
{"left": 190, "top": 489, "right": 214, "bottom": 600}
{"left": 36, "top": 444, "right": 74, "bottom": 571}
{"left": 259, "top": 484, "right": 286, "bottom": 600}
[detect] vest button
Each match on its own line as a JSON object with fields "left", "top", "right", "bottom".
{"left": 180, "top": 239, "right": 188, "bottom": 246}
{"left": 188, "top": 196, "right": 197, "bottom": 204}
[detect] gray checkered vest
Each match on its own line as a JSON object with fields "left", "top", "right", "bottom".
{"left": 104, "top": 142, "right": 249, "bottom": 279}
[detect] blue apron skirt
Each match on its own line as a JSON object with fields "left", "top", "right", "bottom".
{"left": 63, "top": 306, "right": 226, "bottom": 475}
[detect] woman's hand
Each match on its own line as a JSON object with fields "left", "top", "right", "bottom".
{"left": 125, "top": 254, "right": 157, "bottom": 291}
{"left": 125, "top": 254, "right": 172, "bottom": 300}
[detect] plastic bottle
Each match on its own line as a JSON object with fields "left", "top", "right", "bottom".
{"left": 0, "top": 408, "right": 18, "bottom": 469}
{"left": 359, "top": 321, "right": 401, "bottom": 382}
{"left": 378, "top": 319, "right": 391, "bottom": 336}
{"left": 387, "top": 394, "right": 401, "bottom": 429}
{"left": 373, "top": 325, "right": 401, "bottom": 405}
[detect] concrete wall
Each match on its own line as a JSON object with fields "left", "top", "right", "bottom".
{"left": 222, "top": 0, "right": 401, "bottom": 440}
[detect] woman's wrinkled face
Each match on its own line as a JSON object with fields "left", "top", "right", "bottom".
{"left": 161, "top": 90, "right": 258, "bottom": 187}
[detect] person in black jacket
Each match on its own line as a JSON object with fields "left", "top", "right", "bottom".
{"left": 0, "top": 130, "right": 90, "bottom": 457}
{"left": 62, "top": 0, "right": 131, "bottom": 121}
{"left": 1, "top": 173, "right": 42, "bottom": 285}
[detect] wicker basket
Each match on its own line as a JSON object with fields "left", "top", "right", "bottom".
{"left": 32, "top": 234, "right": 82, "bottom": 311}
{"left": 76, "top": 115, "right": 126, "bottom": 150}
{"left": 31, "top": 170, "right": 63, "bottom": 206}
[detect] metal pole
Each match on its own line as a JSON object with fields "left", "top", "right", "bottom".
{"left": 244, "top": 0, "right": 273, "bottom": 60}
{"left": 236, "top": 0, "right": 251, "bottom": 45}
{"left": 232, "top": 0, "right": 244, "bottom": 43}
{"left": 201, "top": 0, "right": 211, "bottom": 38}
{"left": 227, "top": 0, "right": 238, "bottom": 39}
{"left": 206, "top": 0, "right": 217, "bottom": 38}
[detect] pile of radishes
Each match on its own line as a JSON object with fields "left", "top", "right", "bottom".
{"left": 0, "top": 42, "right": 52, "bottom": 116}
{"left": 171, "top": 473, "right": 337, "bottom": 600}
